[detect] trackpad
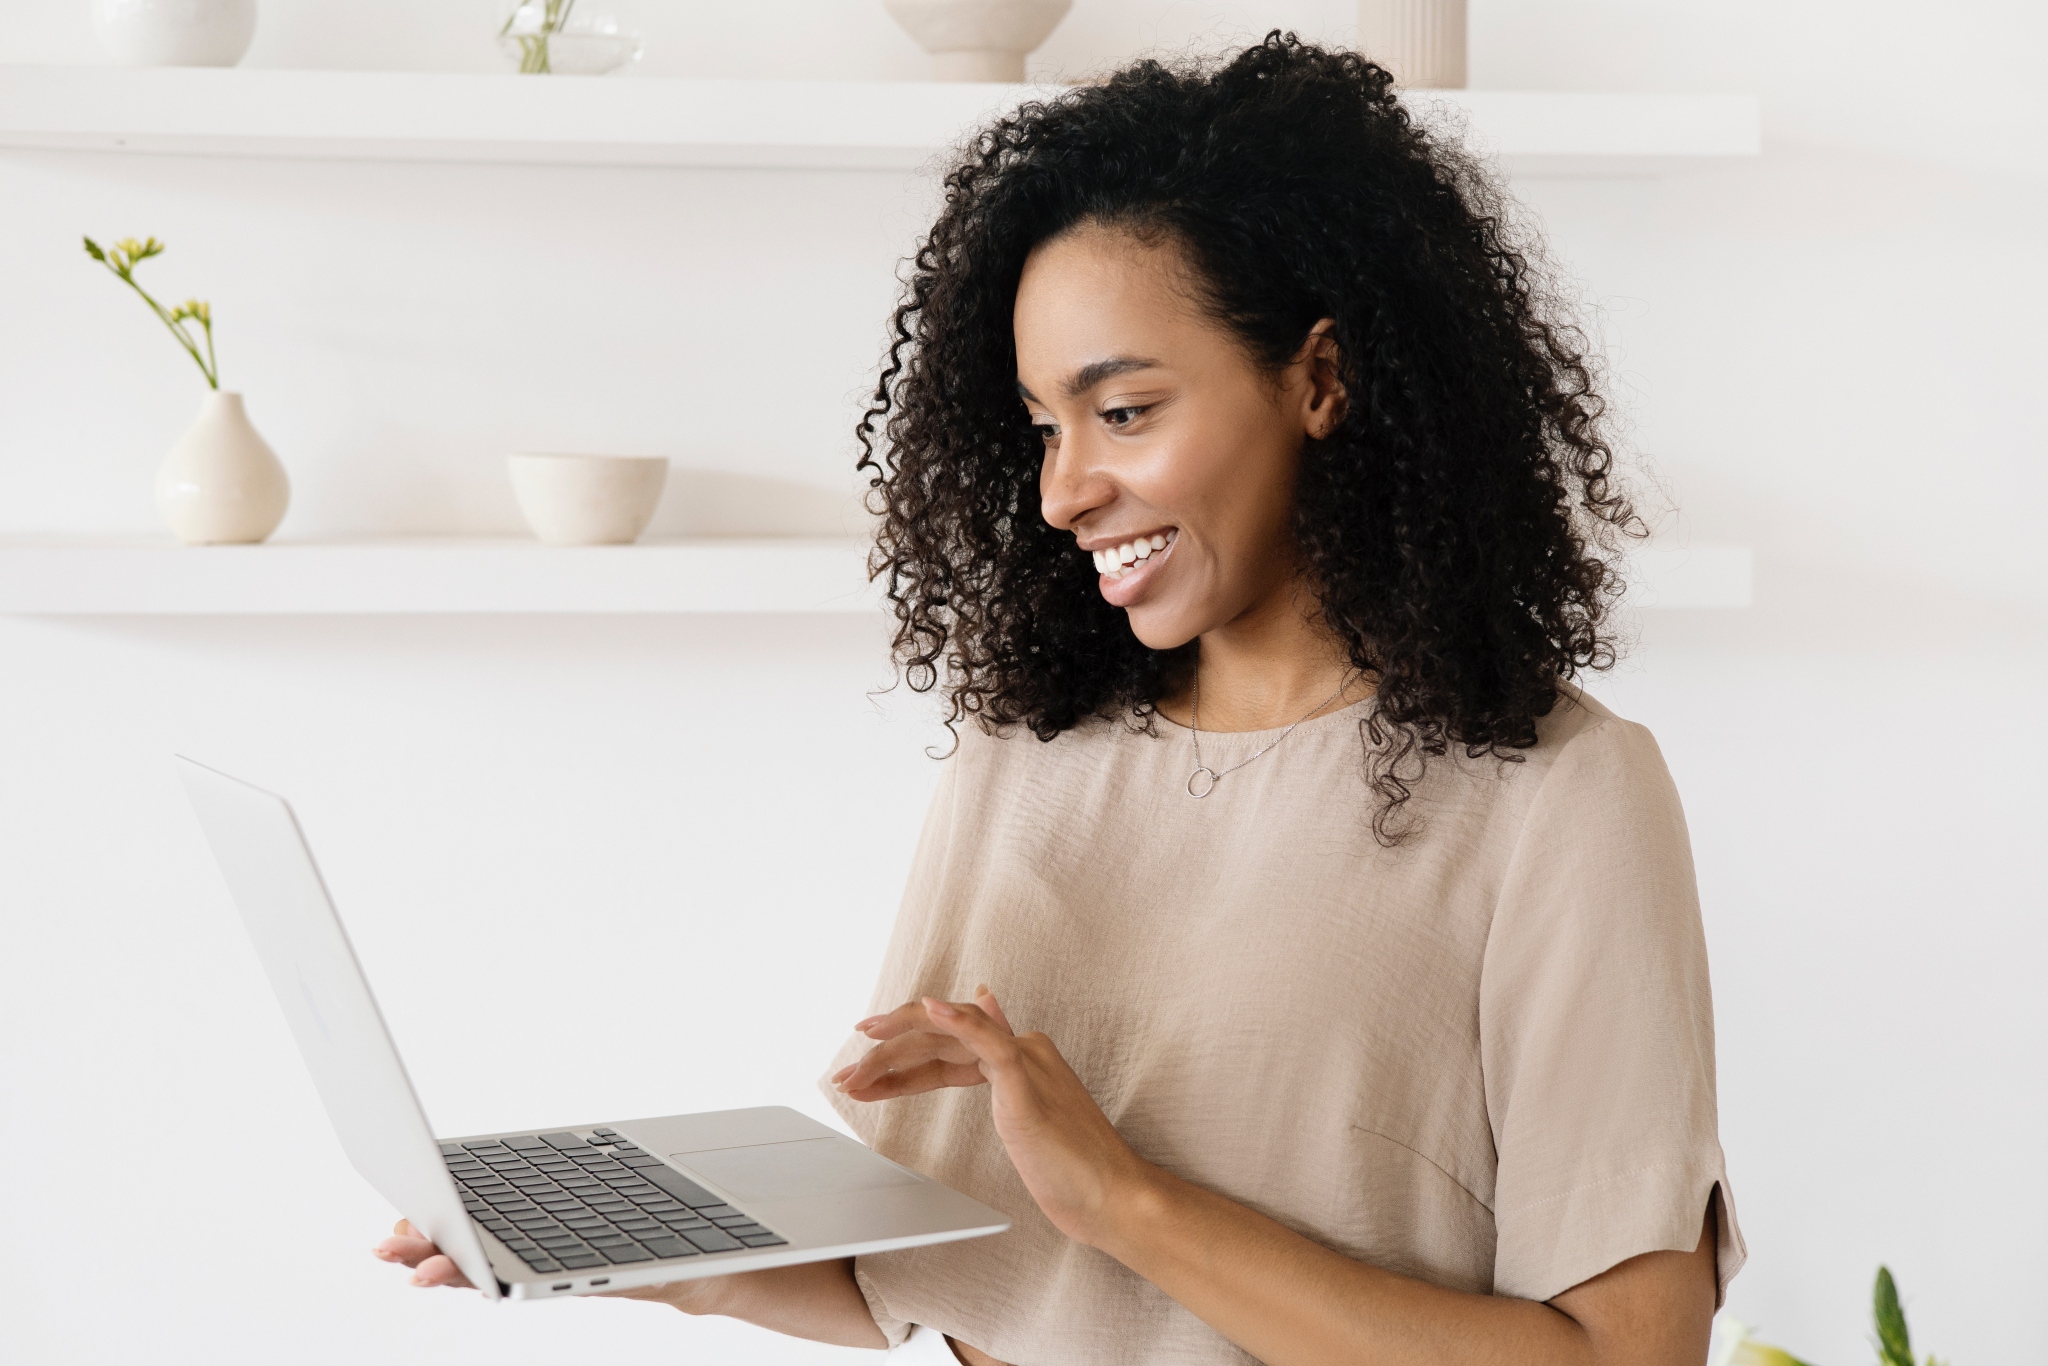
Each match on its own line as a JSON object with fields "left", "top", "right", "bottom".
{"left": 673, "top": 1137, "right": 922, "bottom": 1201}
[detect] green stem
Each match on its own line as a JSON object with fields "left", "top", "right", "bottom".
{"left": 98, "top": 261, "right": 218, "bottom": 389}
{"left": 200, "top": 314, "right": 219, "bottom": 389}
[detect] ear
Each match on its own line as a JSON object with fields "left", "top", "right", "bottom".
{"left": 1293, "top": 318, "right": 1348, "bottom": 440}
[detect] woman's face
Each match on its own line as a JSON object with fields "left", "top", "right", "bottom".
{"left": 1015, "top": 224, "right": 1341, "bottom": 651}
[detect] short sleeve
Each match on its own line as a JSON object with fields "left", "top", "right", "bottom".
{"left": 1480, "top": 717, "right": 1746, "bottom": 1304}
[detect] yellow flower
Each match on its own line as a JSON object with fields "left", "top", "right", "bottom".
{"left": 1711, "top": 1319, "right": 1817, "bottom": 1366}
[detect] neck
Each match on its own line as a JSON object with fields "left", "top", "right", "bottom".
{"left": 1156, "top": 575, "right": 1370, "bottom": 732}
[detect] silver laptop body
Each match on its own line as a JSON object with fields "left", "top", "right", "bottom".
{"left": 176, "top": 756, "right": 1008, "bottom": 1301}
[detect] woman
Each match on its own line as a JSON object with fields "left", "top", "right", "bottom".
{"left": 381, "top": 35, "right": 1744, "bottom": 1365}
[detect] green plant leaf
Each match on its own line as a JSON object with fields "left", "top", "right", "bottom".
{"left": 83, "top": 236, "right": 106, "bottom": 261}
{"left": 1873, "top": 1266, "right": 1913, "bottom": 1366}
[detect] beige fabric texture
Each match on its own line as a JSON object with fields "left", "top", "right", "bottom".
{"left": 822, "top": 686, "right": 1745, "bottom": 1365}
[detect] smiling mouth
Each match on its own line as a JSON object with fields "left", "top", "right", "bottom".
{"left": 1092, "top": 530, "right": 1177, "bottom": 580}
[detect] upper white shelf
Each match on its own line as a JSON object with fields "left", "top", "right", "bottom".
{"left": 0, "top": 67, "right": 1759, "bottom": 173}
{"left": 0, "top": 537, "right": 878, "bottom": 614}
{"left": 0, "top": 538, "right": 1750, "bottom": 614}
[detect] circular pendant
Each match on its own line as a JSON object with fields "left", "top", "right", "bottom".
{"left": 1186, "top": 766, "right": 1220, "bottom": 799}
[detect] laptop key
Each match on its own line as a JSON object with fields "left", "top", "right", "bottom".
{"left": 632, "top": 1166, "right": 723, "bottom": 1208}
{"left": 640, "top": 1236, "right": 699, "bottom": 1259}
{"left": 738, "top": 1234, "right": 788, "bottom": 1247}
{"left": 604, "top": 1246, "right": 655, "bottom": 1263}
{"left": 539, "top": 1132, "right": 585, "bottom": 1150}
{"left": 681, "top": 1228, "right": 744, "bottom": 1253}
{"left": 557, "top": 1253, "right": 605, "bottom": 1268}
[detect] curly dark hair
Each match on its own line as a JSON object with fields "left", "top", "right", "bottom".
{"left": 856, "top": 32, "right": 1640, "bottom": 840}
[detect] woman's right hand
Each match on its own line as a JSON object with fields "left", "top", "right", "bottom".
{"left": 368, "top": 1222, "right": 730, "bottom": 1313}
{"left": 373, "top": 1219, "right": 473, "bottom": 1289}
{"left": 369, "top": 1228, "right": 885, "bottom": 1346}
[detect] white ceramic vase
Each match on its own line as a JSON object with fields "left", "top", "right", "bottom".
{"left": 508, "top": 454, "right": 668, "bottom": 546}
{"left": 93, "top": 0, "right": 258, "bottom": 68}
{"left": 883, "top": 0, "right": 1072, "bottom": 83}
{"left": 157, "top": 391, "right": 290, "bottom": 545}
{"left": 1357, "top": 0, "right": 1466, "bottom": 89}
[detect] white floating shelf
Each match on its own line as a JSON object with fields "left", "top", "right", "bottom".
{"left": 0, "top": 67, "right": 1758, "bottom": 173}
{"left": 0, "top": 538, "right": 1748, "bottom": 614}
{"left": 0, "top": 538, "right": 878, "bottom": 614}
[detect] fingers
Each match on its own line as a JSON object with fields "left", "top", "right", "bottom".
{"left": 373, "top": 1233, "right": 439, "bottom": 1268}
{"left": 855, "top": 988, "right": 1014, "bottom": 1042}
{"left": 920, "top": 995, "right": 1023, "bottom": 1072}
{"left": 837, "top": 990, "right": 1019, "bottom": 1100}
{"left": 833, "top": 1029, "right": 979, "bottom": 1094}
{"left": 408, "top": 1253, "right": 473, "bottom": 1289}
{"left": 839, "top": 1057, "right": 987, "bottom": 1102}
{"left": 852, "top": 999, "right": 937, "bottom": 1042}
{"left": 974, "top": 984, "right": 1014, "bottom": 1034}
{"left": 372, "top": 1221, "right": 473, "bottom": 1288}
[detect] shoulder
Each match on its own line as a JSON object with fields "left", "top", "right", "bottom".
{"left": 1488, "top": 684, "right": 1696, "bottom": 902}
{"left": 1504, "top": 684, "right": 1678, "bottom": 809}
{"left": 1410, "top": 683, "right": 1684, "bottom": 870}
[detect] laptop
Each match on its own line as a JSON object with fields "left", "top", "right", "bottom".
{"left": 175, "top": 755, "right": 1009, "bottom": 1301}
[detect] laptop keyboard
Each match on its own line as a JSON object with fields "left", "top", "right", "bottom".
{"left": 441, "top": 1127, "right": 788, "bottom": 1275}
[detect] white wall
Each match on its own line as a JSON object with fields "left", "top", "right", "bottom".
{"left": 2, "top": 4, "right": 2043, "bottom": 1365}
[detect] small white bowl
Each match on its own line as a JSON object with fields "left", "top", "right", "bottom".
{"left": 508, "top": 453, "right": 668, "bottom": 546}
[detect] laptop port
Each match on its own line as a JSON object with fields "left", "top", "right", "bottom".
{"left": 589, "top": 1277, "right": 610, "bottom": 1287}
{"left": 551, "top": 1283, "right": 571, "bottom": 1291}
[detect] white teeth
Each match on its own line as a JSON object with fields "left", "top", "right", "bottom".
{"left": 1089, "top": 534, "right": 1176, "bottom": 578}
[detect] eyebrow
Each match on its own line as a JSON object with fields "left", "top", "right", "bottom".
{"left": 1016, "top": 355, "right": 1164, "bottom": 404}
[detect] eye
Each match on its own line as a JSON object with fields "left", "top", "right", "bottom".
{"left": 1101, "top": 406, "right": 1146, "bottom": 428}
{"left": 1032, "top": 419, "right": 1061, "bottom": 445}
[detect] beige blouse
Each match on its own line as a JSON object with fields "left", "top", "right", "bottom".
{"left": 823, "top": 686, "right": 1745, "bottom": 1364}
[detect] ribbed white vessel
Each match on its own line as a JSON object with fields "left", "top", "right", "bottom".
{"left": 1357, "top": 0, "right": 1467, "bottom": 89}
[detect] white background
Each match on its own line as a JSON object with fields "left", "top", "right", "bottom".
{"left": 1, "top": 2, "right": 2043, "bottom": 1364}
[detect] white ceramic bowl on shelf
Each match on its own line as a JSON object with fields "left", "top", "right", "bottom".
{"left": 93, "top": 0, "right": 258, "bottom": 67}
{"left": 508, "top": 453, "right": 668, "bottom": 546}
{"left": 883, "top": 0, "right": 1072, "bottom": 83}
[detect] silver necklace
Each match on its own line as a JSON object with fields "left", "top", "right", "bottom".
{"left": 1185, "top": 671, "right": 1354, "bottom": 799}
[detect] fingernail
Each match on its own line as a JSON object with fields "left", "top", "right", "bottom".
{"left": 975, "top": 983, "right": 991, "bottom": 996}
{"left": 831, "top": 1065, "right": 854, "bottom": 1084}
{"left": 925, "top": 997, "right": 957, "bottom": 1018}
{"left": 854, "top": 1015, "right": 883, "bottom": 1029}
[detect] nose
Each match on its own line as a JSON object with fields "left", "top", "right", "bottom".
{"left": 1038, "top": 433, "right": 1117, "bottom": 533}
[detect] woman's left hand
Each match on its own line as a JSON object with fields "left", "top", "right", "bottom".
{"left": 832, "top": 988, "right": 1154, "bottom": 1247}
